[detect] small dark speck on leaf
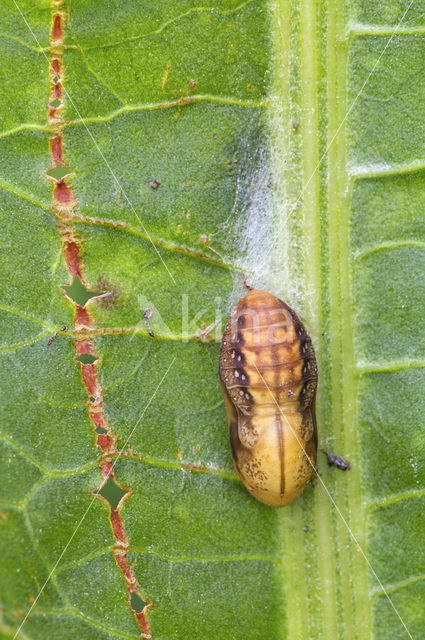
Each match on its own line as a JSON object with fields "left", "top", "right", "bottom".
{"left": 147, "top": 179, "right": 161, "bottom": 190}
{"left": 320, "top": 449, "right": 351, "bottom": 471}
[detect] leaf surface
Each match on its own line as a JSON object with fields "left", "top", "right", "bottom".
{"left": 1, "top": 1, "right": 424, "bottom": 639}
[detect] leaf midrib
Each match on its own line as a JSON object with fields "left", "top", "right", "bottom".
{"left": 327, "top": 1, "right": 373, "bottom": 638}
{"left": 270, "top": 1, "right": 374, "bottom": 638}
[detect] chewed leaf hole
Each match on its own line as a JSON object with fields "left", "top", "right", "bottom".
{"left": 46, "top": 163, "right": 71, "bottom": 181}
{"left": 53, "top": 74, "right": 61, "bottom": 84}
{"left": 76, "top": 353, "right": 97, "bottom": 365}
{"left": 130, "top": 591, "right": 148, "bottom": 613}
{"left": 95, "top": 426, "right": 107, "bottom": 434}
{"left": 96, "top": 476, "right": 127, "bottom": 510}
{"left": 89, "top": 396, "right": 96, "bottom": 402}
{"left": 50, "top": 98, "right": 61, "bottom": 108}
{"left": 63, "top": 275, "right": 104, "bottom": 306}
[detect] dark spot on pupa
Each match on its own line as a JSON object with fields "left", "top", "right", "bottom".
{"left": 243, "top": 389, "right": 252, "bottom": 403}
{"left": 296, "top": 322, "right": 306, "bottom": 338}
{"left": 234, "top": 349, "right": 245, "bottom": 365}
{"left": 299, "top": 339, "right": 310, "bottom": 357}
{"left": 239, "top": 370, "right": 249, "bottom": 384}
{"left": 302, "top": 362, "right": 310, "bottom": 380}
{"left": 231, "top": 331, "right": 244, "bottom": 346}
{"left": 237, "top": 314, "right": 247, "bottom": 329}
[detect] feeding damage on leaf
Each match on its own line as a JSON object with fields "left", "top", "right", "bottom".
{"left": 38, "top": 4, "right": 153, "bottom": 637}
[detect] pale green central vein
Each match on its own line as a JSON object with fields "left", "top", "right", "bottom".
{"left": 299, "top": 2, "right": 341, "bottom": 639}
{"left": 327, "top": 1, "right": 373, "bottom": 637}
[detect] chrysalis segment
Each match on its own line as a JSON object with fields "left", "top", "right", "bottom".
{"left": 219, "top": 290, "right": 318, "bottom": 507}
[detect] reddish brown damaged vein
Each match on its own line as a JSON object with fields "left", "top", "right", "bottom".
{"left": 48, "top": 8, "right": 152, "bottom": 638}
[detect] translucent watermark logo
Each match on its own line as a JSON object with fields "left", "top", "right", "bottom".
{"left": 129, "top": 294, "right": 224, "bottom": 343}
{"left": 227, "top": 304, "right": 293, "bottom": 345}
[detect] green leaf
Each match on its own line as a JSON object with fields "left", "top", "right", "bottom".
{"left": 1, "top": 1, "right": 424, "bottom": 639}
